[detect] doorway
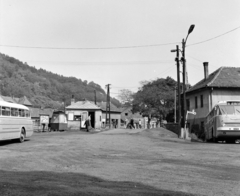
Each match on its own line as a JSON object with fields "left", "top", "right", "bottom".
{"left": 89, "top": 112, "right": 95, "bottom": 128}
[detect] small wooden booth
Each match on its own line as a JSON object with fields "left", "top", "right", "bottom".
{"left": 50, "top": 111, "right": 68, "bottom": 131}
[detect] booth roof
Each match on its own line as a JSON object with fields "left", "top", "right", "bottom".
{"left": 66, "top": 100, "right": 100, "bottom": 110}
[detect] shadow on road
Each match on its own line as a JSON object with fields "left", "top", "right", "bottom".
{"left": 0, "top": 170, "right": 198, "bottom": 196}
{"left": 0, "top": 139, "right": 31, "bottom": 146}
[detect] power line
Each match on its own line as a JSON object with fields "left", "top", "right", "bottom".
{"left": 111, "top": 86, "right": 139, "bottom": 89}
{"left": 0, "top": 26, "right": 239, "bottom": 50}
{"left": 187, "top": 25, "right": 240, "bottom": 47}
{"left": 0, "top": 42, "right": 180, "bottom": 50}
{"left": 27, "top": 60, "right": 174, "bottom": 65}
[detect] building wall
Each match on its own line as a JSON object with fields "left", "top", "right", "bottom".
{"left": 212, "top": 90, "right": 240, "bottom": 105}
{"left": 102, "top": 111, "right": 121, "bottom": 128}
{"left": 66, "top": 109, "right": 102, "bottom": 130}
{"left": 66, "top": 110, "right": 85, "bottom": 130}
{"left": 95, "top": 110, "right": 102, "bottom": 129}
{"left": 187, "top": 89, "right": 210, "bottom": 121}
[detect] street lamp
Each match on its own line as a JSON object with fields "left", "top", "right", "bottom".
{"left": 182, "top": 24, "right": 195, "bottom": 130}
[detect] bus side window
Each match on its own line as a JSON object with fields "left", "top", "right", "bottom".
{"left": 0, "top": 106, "right": 1, "bottom": 115}
{"left": 2, "top": 107, "right": 10, "bottom": 116}
{"left": 19, "top": 109, "right": 25, "bottom": 117}
{"left": 11, "top": 108, "right": 18, "bottom": 116}
{"left": 25, "top": 110, "right": 30, "bottom": 117}
{"left": 215, "top": 107, "right": 220, "bottom": 116}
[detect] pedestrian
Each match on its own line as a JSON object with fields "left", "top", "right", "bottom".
{"left": 135, "top": 120, "right": 139, "bottom": 129}
{"left": 48, "top": 123, "right": 51, "bottom": 132}
{"left": 84, "top": 118, "right": 90, "bottom": 132}
{"left": 139, "top": 119, "right": 142, "bottom": 129}
{"left": 125, "top": 119, "right": 129, "bottom": 128}
{"left": 130, "top": 119, "right": 135, "bottom": 129}
{"left": 42, "top": 123, "right": 46, "bottom": 132}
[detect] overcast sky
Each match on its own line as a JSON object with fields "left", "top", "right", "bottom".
{"left": 0, "top": 0, "right": 240, "bottom": 97}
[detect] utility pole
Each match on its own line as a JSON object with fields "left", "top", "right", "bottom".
{"left": 105, "top": 84, "right": 111, "bottom": 128}
{"left": 182, "top": 38, "right": 186, "bottom": 128}
{"left": 176, "top": 45, "right": 181, "bottom": 126}
{"left": 171, "top": 45, "right": 181, "bottom": 135}
{"left": 181, "top": 25, "right": 195, "bottom": 130}
{"left": 174, "top": 87, "right": 176, "bottom": 123}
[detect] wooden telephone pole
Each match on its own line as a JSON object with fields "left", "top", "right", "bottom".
{"left": 105, "top": 84, "right": 111, "bottom": 128}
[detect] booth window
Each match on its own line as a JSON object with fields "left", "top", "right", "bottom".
{"left": 74, "top": 115, "right": 81, "bottom": 121}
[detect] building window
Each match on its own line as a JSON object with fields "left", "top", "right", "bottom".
{"left": 68, "top": 113, "right": 74, "bottom": 121}
{"left": 74, "top": 115, "right": 81, "bottom": 121}
{"left": 201, "top": 121, "right": 204, "bottom": 132}
{"left": 201, "top": 95, "right": 203, "bottom": 108}
{"left": 186, "top": 99, "right": 190, "bottom": 111}
{"left": 195, "top": 96, "right": 198, "bottom": 109}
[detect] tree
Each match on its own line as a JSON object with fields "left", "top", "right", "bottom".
{"left": 132, "top": 77, "right": 177, "bottom": 126}
{"left": 117, "top": 89, "right": 134, "bottom": 106}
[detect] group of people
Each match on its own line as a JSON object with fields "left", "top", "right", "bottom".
{"left": 125, "top": 118, "right": 142, "bottom": 129}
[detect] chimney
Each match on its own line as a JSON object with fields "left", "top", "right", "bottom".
{"left": 203, "top": 62, "right": 209, "bottom": 80}
{"left": 71, "top": 95, "right": 75, "bottom": 105}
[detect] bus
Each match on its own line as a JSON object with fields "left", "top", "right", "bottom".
{"left": 205, "top": 100, "right": 240, "bottom": 143}
{"left": 0, "top": 101, "right": 33, "bottom": 142}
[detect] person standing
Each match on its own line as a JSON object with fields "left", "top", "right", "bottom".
{"left": 125, "top": 119, "right": 129, "bottom": 128}
{"left": 139, "top": 119, "right": 142, "bottom": 129}
{"left": 130, "top": 119, "right": 135, "bottom": 129}
{"left": 84, "top": 118, "right": 90, "bottom": 132}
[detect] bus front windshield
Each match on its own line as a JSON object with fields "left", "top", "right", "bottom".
{"left": 219, "top": 105, "right": 240, "bottom": 115}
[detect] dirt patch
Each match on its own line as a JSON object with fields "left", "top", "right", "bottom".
{"left": 0, "top": 128, "right": 240, "bottom": 196}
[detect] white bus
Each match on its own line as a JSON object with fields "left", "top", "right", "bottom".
{"left": 0, "top": 101, "right": 33, "bottom": 142}
{"left": 205, "top": 100, "right": 240, "bottom": 143}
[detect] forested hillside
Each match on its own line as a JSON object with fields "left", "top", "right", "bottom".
{"left": 0, "top": 53, "right": 121, "bottom": 108}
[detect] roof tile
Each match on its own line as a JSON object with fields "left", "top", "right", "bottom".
{"left": 187, "top": 67, "right": 240, "bottom": 93}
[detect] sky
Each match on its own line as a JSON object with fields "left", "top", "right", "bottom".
{"left": 0, "top": 0, "right": 240, "bottom": 98}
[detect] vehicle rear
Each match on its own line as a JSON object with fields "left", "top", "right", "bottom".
{"left": 216, "top": 104, "right": 240, "bottom": 141}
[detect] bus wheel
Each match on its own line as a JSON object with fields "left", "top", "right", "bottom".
{"left": 19, "top": 128, "right": 25, "bottom": 143}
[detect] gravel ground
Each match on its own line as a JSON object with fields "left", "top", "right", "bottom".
{"left": 0, "top": 128, "right": 240, "bottom": 196}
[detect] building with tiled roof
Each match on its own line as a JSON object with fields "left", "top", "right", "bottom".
{"left": 30, "top": 107, "right": 54, "bottom": 119}
{"left": 65, "top": 99, "right": 102, "bottom": 130}
{"left": 97, "top": 102, "right": 121, "bottom": 113}
{"left": 15, "top": 96, "right": 33, "bottom": 108}
{"left": 186, "top": 63, "right": 240, "bottom": 137}
{"left": 97, "top": 102, "right": 121, "bottom": 128}
{"left": 120, "top": 107, "right": 142, "bottom": 122}
{"left": 0, "top": 95, "right": 16, "bottom": 103}
{"left": 65, "top": 97, "right": 121, "bottom": 130}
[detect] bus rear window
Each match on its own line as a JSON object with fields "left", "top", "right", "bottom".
{"left": 219, "top": 105, "right": 240, "bottom": 115}
{"left": 2, "top": 107, "right": 10, "bottom": 116}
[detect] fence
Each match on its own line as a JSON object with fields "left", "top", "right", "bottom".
{"left": 165, "top": 123, "right": 180, "bottom": 135}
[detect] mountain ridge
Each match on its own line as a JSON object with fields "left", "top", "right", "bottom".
{"left": 0, "top": 53, "right": 121, "bottom": 109}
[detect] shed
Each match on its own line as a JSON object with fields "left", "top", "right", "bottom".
{"left": 50, "top": 111, "right": 67, "bottom": 131}
{"left": 65, "top": 100, "right": 102, "bottom": 130}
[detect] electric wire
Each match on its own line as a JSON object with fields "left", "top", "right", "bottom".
{"left": 0, "top": 42, "right": 180, "bottom": 50}
{"left": 187, "top": 25, "right": 240, "bottom": 47}
{"left": 27, "top": 60, "right": 174, "bottom": 65}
